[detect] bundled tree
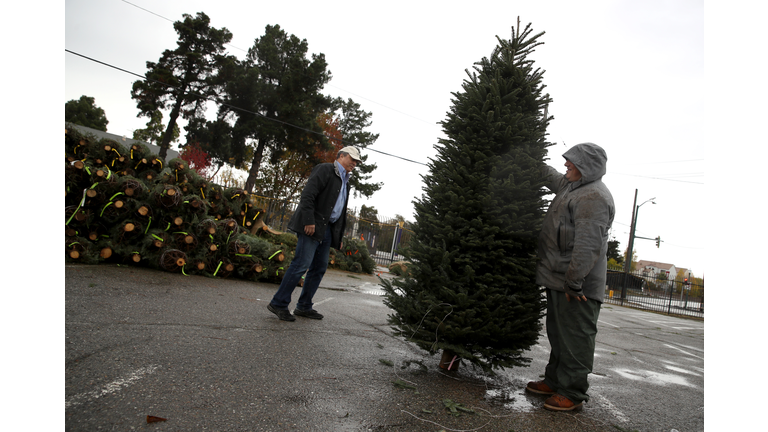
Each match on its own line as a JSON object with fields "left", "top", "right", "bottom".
{"left": 65, "top": 95, "right": 109, "bottom": 131}
{"left": 382, "top": 20, "right": 553, "bottom": 373}
{"left": 330, "top": 236, "right": 376, "bottom": 274}
{"left": 131, "top": 12, "right": 233, "bottom": 161}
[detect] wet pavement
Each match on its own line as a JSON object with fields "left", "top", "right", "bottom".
{"left": 65, "top": 264, "right": 704, "bottom": 431}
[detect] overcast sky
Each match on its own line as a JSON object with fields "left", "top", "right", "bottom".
{"left": 2, "top": 1, "right": 764, "bottom": 426}
{"left": 63, "top": 0, "right": 706, "bottom": 274}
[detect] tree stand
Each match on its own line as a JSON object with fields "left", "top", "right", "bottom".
{"left": 439, "top": 349, "right": 461, "bottom": 371}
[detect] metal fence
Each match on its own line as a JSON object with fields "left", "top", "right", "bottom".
{"left": 604, "top": 268, "right": 704, "bottom": 319}
{"left": 250, "top": 195, "right": 704, "bottom": 318}
{"left": 249, "top": 194, "right": 413, "bottom": 268}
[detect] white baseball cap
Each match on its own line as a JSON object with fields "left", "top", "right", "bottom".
{"left": 340, "top": 146, "right": 362, "bottom": 161}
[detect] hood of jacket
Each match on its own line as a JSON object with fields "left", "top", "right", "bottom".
{"left": 562, "top": 143, "right": 607, "bottom": 185}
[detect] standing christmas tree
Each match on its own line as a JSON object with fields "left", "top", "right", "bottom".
{"left": 382, "top": 20, "right": 552, "bottom": 373}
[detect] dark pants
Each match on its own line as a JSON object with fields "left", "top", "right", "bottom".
{"left": 269, "top": 225, "right": 333, "bottom": 311}
{"left": 543, "top": 289, "right": 601, "bottom": 403}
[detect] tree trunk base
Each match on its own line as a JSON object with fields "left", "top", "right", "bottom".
{"left": 439, "top": 349, "right": 460, "bottom": 371}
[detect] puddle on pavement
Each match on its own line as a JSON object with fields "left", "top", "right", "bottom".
{"left": 484, "top": 387, "right": 537, "bottom": 412}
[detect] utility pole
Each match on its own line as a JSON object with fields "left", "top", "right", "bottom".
{"left": 621, "top": 189, "right": 638, "bottom": 304}
{"left": 621, "top": 190, "right": 656, "bottom": 304}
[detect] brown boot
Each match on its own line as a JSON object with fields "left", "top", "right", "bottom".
{"left": 526, "top": 380, "right": 556, "bottom": 395}
{"left": 543, "top": 394, "right": 583, "bottom": 411}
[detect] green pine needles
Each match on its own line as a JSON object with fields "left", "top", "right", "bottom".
{"left": 382, "top": 20, "right": 553, "bottom": 373}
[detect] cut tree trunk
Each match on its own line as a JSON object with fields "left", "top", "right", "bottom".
{"left": 439, "top": 349, "right": 461, "bottom": 371}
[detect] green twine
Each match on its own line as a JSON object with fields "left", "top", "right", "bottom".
{"left": 100, "top": 201, "right": 113, "bottom": 217}
{"left": 213, "top": 261, "right": 223, "bottom": 277}
{"left": 66, "top": 188, "right": 88, "bottom": 226}
{"left": 268, "top": 250, "right": 282, "bottom": 260}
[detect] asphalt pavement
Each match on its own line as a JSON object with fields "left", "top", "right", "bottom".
{"left": 65, "top": 263, "right": 704, "bottom": 431}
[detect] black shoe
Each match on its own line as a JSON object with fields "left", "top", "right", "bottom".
{"left": 268, "top": 304, "right": 295, "bottom": 321}
{"left": 293, "top": 308, "right": 324, "bottom": 320}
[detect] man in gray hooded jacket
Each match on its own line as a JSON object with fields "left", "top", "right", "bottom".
{"left": 526, "top": 143, "right": 615, "bottom": 412}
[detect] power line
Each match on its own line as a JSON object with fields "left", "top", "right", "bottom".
{"left": 608, "top": 172, "right": 703, "bottom": 184}
{"left": 624, "top": 159, "right": 704, "bottom": 165}
{"left": 120, "top": 0, "right": 249, "bottom": 53}
{"left": 121, "top": 0, "right": 432, "bottom": 128}
{"left": 121, "top": 0, "right": 173, "bottom": 23}
{"left": 326, "top": 83, "right": 435, "bottom": 125}
{"left": 65, "top": 49, "right": 427, "bottom": 166}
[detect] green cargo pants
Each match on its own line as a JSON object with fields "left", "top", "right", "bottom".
{"left": 542, "top": 288, "right": 601, "bottom": 404}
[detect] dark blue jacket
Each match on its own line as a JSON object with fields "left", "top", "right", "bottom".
{"left": 287, "top": 162, "right": 349, "bottom": 249}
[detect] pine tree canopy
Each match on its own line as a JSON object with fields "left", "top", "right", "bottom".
{"left": 65, "top": 95, "right": 109, "bottom": 131}
{"left": 382, "top": 21, "right": 553, "bottom": 373}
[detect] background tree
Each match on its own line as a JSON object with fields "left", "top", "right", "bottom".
{"left": 184, "top": 116, "right": 243, "bottom": 182}
{"left": 65, "top": 95, "right": 109, "bottom": 131}
{"left": 179, "top": 142, "right": 213, "bottom": 177}
{"left": 329, "top": 97, "right": 382, "bottom": 198}
{"left": 130, "top": 12, "right": 233, "bottom": 160}
{"left": 382, "top": 20, "right": 552, "bottom": 373}
{"left": 608, "top": 258, "right": 623, "bottom": 270}
{"left": 607, "top": 238, "right": 623, "bottom": 265}
{"left": 360, "top": 205, "right": 379, "bottom": 222}
{"left": 209, "top": 24, "right": 332, "bottom": 193}
{"left": 624, "top": 247, "right": 639, "bottom": 271}
{"left": 251, "top": 111, "right": 343, "bottom": 201}
{"left": 132, "top": 110, "right": 180, "bottom": 146}
{"left": 189, "top": 26, "right": 382, "bottom": 199}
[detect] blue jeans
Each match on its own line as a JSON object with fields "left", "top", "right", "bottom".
{"left": 269, "top": 225, "right": 333, "bottom": 311}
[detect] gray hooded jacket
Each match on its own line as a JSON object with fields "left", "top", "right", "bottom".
{"left": 536, "top": 143, "right": 615, "bottom": 302}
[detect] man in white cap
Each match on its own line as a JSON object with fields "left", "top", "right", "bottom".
{"left": 267, "top": 146, "right": 362, "bottom": 321}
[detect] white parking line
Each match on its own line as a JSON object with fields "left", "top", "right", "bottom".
{"left": 663, "top": 343, "right": 703, "bottom": 360}
{"left": 314, "top": 297, "right": 334, "bottom": 306}
{"left": 598, "top": 319, "right": 620, "bottom": 328}
{"left": 66, "top": 365, "right": 159, "bottom": 408}
{"left": 593, "top": 393, "right": 630, "bottom": 423}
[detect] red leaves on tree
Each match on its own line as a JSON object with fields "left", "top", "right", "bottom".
{"left": 180, "top": 142, "right": 212, "bottom": 177}
{"left": 316, "top": 113, "right": 344, "bottom": 162}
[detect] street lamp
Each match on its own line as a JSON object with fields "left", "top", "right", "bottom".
{"left": 621, "top": 189, "right": 655, "bottom": 304}
{"left": 624, "top": 192, "right": 656, "bottom": 274}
